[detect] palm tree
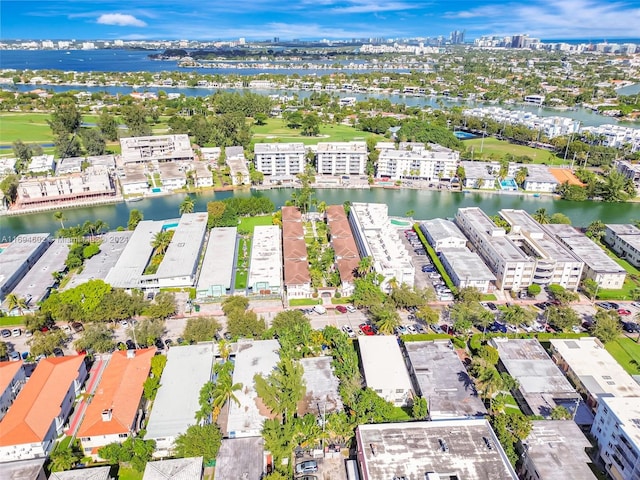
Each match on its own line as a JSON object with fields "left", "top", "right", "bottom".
{"left": 515, "top": 167, "right": 528, "bottom": 187}
{"left": 532, "top": 208, "right": 551, "bottom": 224}
{"left": 356, "top": 256, "right": 373, "bottom": 277}
{"left": 5, "top": 293, "right": 28, "bottom": 315}
{"left": 217, "top": 339, "right": 231, "bottom": 362}
{"left": 151, "top": 230, "right": 173, "bottom": 254}
{"left": 179, "top": 196, "right": 195, "bottom": 215}
{"left": 212, "top": 375, "right": 242, "bottom": 420}
{"left": 476, "top": 367, "right": 504, "bottom": 411}
{"left": 53, "top": 211, "right": 66, "bottom": 229}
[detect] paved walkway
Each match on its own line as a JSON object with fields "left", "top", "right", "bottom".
{"left": 65, "top": 354, "right": 110, "bottom": 438}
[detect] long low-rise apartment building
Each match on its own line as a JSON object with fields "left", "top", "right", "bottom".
{"left": 196, "top": 227, "right": 237, "bottom": 299}
{"left": 146, "top": 344, "right": 215, "bottom": 457}
{"left": 439, "top": 247, "right": 496, "bottom": 293}
{"left": 604, "top": 224, "right": 640, "bottom": 268}
{"left": 316, "top": 141, "right": 367, "bottom": 176}
{"left": 591, "top": 397, "right": 640, "bottom": 480}
{"left": 419, "top": 218, "right": 467, "bottom": 252}
{"left": 550, "top": 337, "right": 640, "bottom": 411}
{"left": 0, "top": 362, "right": 26, "bottom": 422}
{"left": 0, "top": 233, "right": 51, "bottom": 302}
{"left": 3, "top": 239, "right": 68, "bottom": 311}
{"left": 0, "top": 356, "right": 87, "bottom": 463}
{"left": 491, "top": 338, "right": 582, "bottom": 420}
{"left": 254, "top": 143, "right": 305, "bottom": 181}
{"left": 376, "top": 142, "right": 460, "bottom": 181}
{"left": 499, "top": 209, "right": 583, "bottom": 290}
{"left": 248, "top": 226, "right": 283, "bottom": 296}
{"left": 15, "top": 166, "right": 116, "bottom": 209}
{"left": 545, "top": 223, "right": 626, "bottom": 289}
{"left": 326, "top": 205, "right": 360, "bottom": 297}
{"left": 456, "top": 208, "right": 535, "bottom": 291}
{"left": 348, "top": 202, "right": 414, "bottom": 292}
{"left": 282, "top": 206, "right": 312, "bottom": 299}
{"left": 120, "top": 135, "right": 194, "bottom": 164}
{"left": 617, "top": 160, "right": 640, "bottom": 191}
{"left": 404, "top": 340, "right": 486, "bottom": 420}
{"left": 225, "top": 146, "right": 250, "bottom": 185}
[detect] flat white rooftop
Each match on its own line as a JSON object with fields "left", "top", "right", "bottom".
{"left": 196, "top": 227, "right": 237, "bottom": 296}
{"left": 356, "top": 420, "right": 518, "bottom": 480}
{"left": 522, "top": 421, "right": 596, "bottom": 480}
{"left": 254, "top": 142, "right": 305, "bottom": 154}
{"left": 316, "top": 141, "right": 367, "bottom": 153}
{"left": 358, "top": 336, "right": 413, "bottom": 393}
{"left": 299, "top": 357, "right": 343, "bottom": 416}
{"left": 404, "top": 341, "right": 486, "bottom": 420}
{"left": 227, "top": 340, "right": 280, "bottom": 437}
{"left": 420, "top": 218, "right": 467, "bottom": 245}
{"left": 6, "top": 239, "right": 68, "bottom": 307}
{"left": 600, "top": 397, "right": 640, "bottom": 447}
{"left": 0, "top": 233, "right": 50, "bottom": 296}
{"left": 155, "top": 212, "right": 208, "bottom": 281}
{"left": 105, "top": 219, "right": 165, "bottom": 288}
{"left": 65, "top": 231, "right": 133, "bottom": 290}
{"left": 545, "top": 224, "right": 625, "bottom": 275}
{"left": 440, "top": 248, "right": 497, "bottom": 282}
{"left": 145, "top": 344, "right": 215, "bottom": 446}
{"left": 248, "top": 226, "right": 282, "bottom": 292}
{"left": 550, "top": 337, "right": 640, "bottom": 399}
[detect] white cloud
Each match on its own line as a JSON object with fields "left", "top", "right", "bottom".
{"left": 96, "top": 13, "right": 147, "bottom": 27}
{"left": 331, "top": 0, "right": 422, "bottom": 14}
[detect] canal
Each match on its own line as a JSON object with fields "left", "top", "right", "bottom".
{"left": 1, "top": 188, "right": 637, "bottom": 239}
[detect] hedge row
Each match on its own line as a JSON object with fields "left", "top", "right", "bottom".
{"left": 412, "top": 223, "right": 458, "bottom": 293}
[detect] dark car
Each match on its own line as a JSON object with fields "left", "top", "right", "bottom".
{"left": 336, "top": 305, "right": 348, "bottom": 314}
{"left": 71, "top": 322, "right": 84, "bottom": 333}
{"left": 489, "top": 322, "right": 507, "bottom": 333}
{"left": 623, "top": 322, "right": 640, "bottom": 333}
{"left": 486, "top": 302, "right": 498, "bottom": 311}
{"left": 52, "top": 348, "right": 64, "bottom": 357}
{"left": 154, "top": 338, "right": 164, "bottom": 350}
{"left": 1, "top": 329, "right": 10, "bottom": 338}
{"left": 125, "top": 339, "right": 136, "bottom": 350}
{"left": 164, "top": 338, "right": 173, "bottom": 347}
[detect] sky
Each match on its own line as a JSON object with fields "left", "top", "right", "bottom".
{"left": 2, "top": 0, "right": 640, "bottom": 42}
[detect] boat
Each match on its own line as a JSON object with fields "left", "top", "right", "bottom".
{"left": 126, "top": 197, "right": 143, "bottom": 203}
{"left": 533, "top": 193, "right": 541, "bottom": 198}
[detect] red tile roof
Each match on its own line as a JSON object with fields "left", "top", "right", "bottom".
{"left": 326, "top": 205, "right": 347, "bottom": 222}
{"left": 284, "top": 259, "right": 312, "bottom": 285}
{"left": 282, "top": 220, "right": 304, "bottom": 239}
{"left": 282, "top": 206, "right": 303, "bottom": 222}
{"left": 326, "top": 206, "right": 360, "bottom": 285}
{"left": 0, "top": 356, "right": 85, "bottom": 446}
{"left": 0, "top": 361, "right": 24, "bottom": 397}
{"left": 77, "top": 348, "right": 155, "bottom": 438}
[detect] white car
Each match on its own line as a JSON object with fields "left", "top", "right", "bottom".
{"left": 346, "top": 305, "right": 357, "bottom": 313}
{"left": 533, "top": 322, "right": 546, "bottom": 333}
{"left": 11, "top": 328, "right": 21, "bottom": 337}
{"left": 406, "top": 325, "right": 418, "bottom": 334}
{"left": 341, "top": 325, "right": 356, "bottom": 338}
{"left": 120, "top": 320, "right": 129, "bottom": 327}
{"left": 520, "top": 323, "right": 534, "bottom": 333}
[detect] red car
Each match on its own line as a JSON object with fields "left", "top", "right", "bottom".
{"left": 336, "top": 305, "right": 348, "bottom": 314}
{"left": 359, "top": 323, "right": 375, "bottom": 336}
{"left": 618, "top": 309, "right": 632, "bottom": 316}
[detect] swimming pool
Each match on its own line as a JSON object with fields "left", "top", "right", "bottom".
{"left": 152, "top": 187, "right": 162, "bottom": 193}
{"left": 162, "top": 222, "right": 179, "bottom": 231}
{"left": 499, "top": 178, "right": 518, "bottom": 191}
{"left": 454, "top": 131, "right": 476, "bottom": 140}
{"left": 390, "top": 218, "right": 412, "bottom": 227}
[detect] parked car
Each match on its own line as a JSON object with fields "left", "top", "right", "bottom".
{"left": 430, "top": 324, "right": 444, "bottom": 334}
{"left": 9, "top": 351, "right": 20, "bottom": 362}
{"left": 125, "top": 339, "right": 136, "bottom": 350}
{"left": 295, "top": 460, "right": 318, "bottom": 475}
{"left": 596, "top": 302, "right": 613, "bottom": 310}
{"left": 631, "top": 302, "right": 640, "bottom": 309}
{"left": 623, "top": 322, "right": 640, "bottom": 333}
{"left": 341, "top": 325, "right": 356, "bottom": 338}
{"left": 1, "top": 329, "right": 11, "bottom": 338}
{"left": 359, "top": 323, "right": 375, "bottom": 336}
{"left": 442, "top": 324, "right": 455, "bottom": 335}
{"left": 346, "top": 305, "right": 357, "bottom": 313}
{"left": 11, "top": 328, "right": 21, "bottom": 337}
{"left": 618, "top": 308, "right": 632, "bottom": 316}
{"left": 52, "top": 348, "right": 64, "bottom": 357}
{"left": 415, "top": 323, "right": 427, "bottom": 333}
{"left": 486, "top": 302, "right": 498, "bottom": 311}
{"left": 406, "top": 325, "right": 418, "bottom": 335}
{"left": 395, "top": 325, "right": 408, "bottom": 335}
{"left": 336, "top": 305, "right": 348, "bottom": 314}
{"left": 609, "top": 302, "right": 620, "bottom": 309}
{"left": 489, "top": 322, "right": 507, "bottom": 333}
{"left": 520, "top": 323, "right": 534, "bottom": 333}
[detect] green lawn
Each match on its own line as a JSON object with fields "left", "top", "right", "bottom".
{"left": 238, "top": 215, "right": 273, "bottom": 233}
{"left": 387, "top": 406, "right": 413, "bottom": 422}
{"left": 481, "top": 294, "right": 498, "bottom": 301}
{"left": 0, "top": 316, "right": 26, "bottom": 327}
{"left": 118, "top": 466, "right": 143, "bottom": 480}
{"left": 605, "top": 337, "right": 640, "bottom": 375}
{"left": 0, "top": 113, "right": 55, "bottom": 144}
{"left": 289, "top": 298, "right": 321, "bottom": 306}
{"left": 234, "top": 237, "right": 251, "bottom": 290}
{"left": 252, "top": 118, "right": 384, "bottom": 145}
{"left": 596, "top": 243, "right": 640, "bottom": 300}
{"left": 464, "top": 137, "right": 566, "bottom": 165}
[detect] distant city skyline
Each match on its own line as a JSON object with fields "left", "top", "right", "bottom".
{"left": 2, "top": 0, "right": 640, "bottom": 41}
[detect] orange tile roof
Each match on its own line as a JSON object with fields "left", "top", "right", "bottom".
{"left": 282, "top": 220, "right": 304, "bottom": 239}
{"left": 549, "top": 168, "right": 585, "bottom": 187}
{"left": 328, "top": 219, "right": 353, "bottom": 238}
{"left": 284, "top": 259, "right": 312, "bottom": 285}
{"left": 0, "top": 356, "right": 85, "bottom": 446}
{"left": 77, "top": 348, "right": 155, "bottom": 438}
{"left": 326, "top": 205, "right": 347, "bottom": 221}
{"left": 281, "top": 206, "right": 303, "bottom": 222}
{"left": 0, "top": 361, "right": 24, "bottom": 396}
{"left": 336, "top": 257, "right": 360, "bottom": 284}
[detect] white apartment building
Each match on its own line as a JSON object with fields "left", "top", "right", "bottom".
{"left": 439, "top": 248, "right": 496, "bottom": 293}
{"left": 376, "top": 142, "right": 459, "bottom": 181}
{"left": 460, "top": 161, "right": 500, "bottom": 189}
{"left": 455, "top": 208, "right": 535, "bottom": 291}
{"left": 419, "top": 219, "right": 467, "bottom": 252}
{"left": 499, "top": 209, "right": 583, "bottom": 290}
{"left": 604, "top": 224, "right": 640, "bottom": 268}
{"left": 27, "top": 155, "right": 55, "bottom": 174}
{"left": 591, "top": 397, "right": 640, "bottom": 480}
{"left": 348, "top": 203, "right": 414, "bottom": 292}
{"left": 617, "top": 161, "right": 640, "bottom": 192}
{"left": 120, "top": 135, "right": 194, "bottom": 164}
{"left": 507, "top": 163, "right": 558, "bottom": 192}
{"left": 546, "top": 223, "right": 626, "bottom": 289}
{"left": 582, "top": 125, "right": 640, "bottom": 152}
{"left": 254, "top": 143, "right": 306, "bottom": 181}
{"left": 0, "top": 363, "right": 25, "bottom": 421}
{"left": 190, "top": 162, "right": 213, "bottom": 188}
{"left": 119, "top": 164, "right": 149, "bottom": 196}
{"left": 224, "top": 146, "right": 250, "bottom": 186}
{"left": 316, "top": 141, "right": 367, "bottom": 176}
{"left": 463, "top": 107, "right": 580, "bottom": 139}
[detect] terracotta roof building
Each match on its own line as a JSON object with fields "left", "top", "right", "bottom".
{"left": 282, "top": 206, "right": 312, "bottom": 299}
{"left": 326, "top": 205, "right": 360, "bottom": 296}
{"left": 0, "top": 361, "right": 26, "bottom": 421}
{"left": 78, "top": 349, "right": 155, "bottom": 458}
{"left": 0, "top": 356, "right": 87, "bottom": 462}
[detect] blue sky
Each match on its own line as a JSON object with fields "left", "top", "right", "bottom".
{"left": 2, "top": 0, "right": 640, "bottom": 41}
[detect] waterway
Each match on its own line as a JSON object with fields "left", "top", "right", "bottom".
{"left": 1, "top": 188, "right": 637, "bottom": 240}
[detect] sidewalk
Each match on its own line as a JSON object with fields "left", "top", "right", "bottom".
{"left": 65, "top": 354, "right": 110, "bottom": 437}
